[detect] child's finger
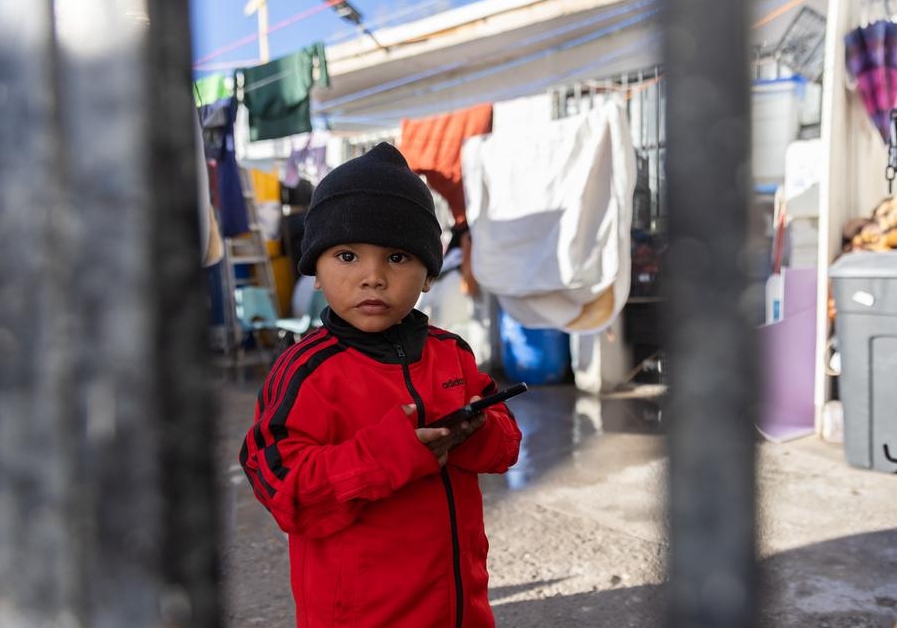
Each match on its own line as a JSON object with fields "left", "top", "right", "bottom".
{"left": 416, "top": 427, "right": 450, "bottom": 443}
{"left": 401, "top": 403, "right": 416, "bottom": 415}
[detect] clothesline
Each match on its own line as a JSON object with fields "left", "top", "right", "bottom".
{"left": 318, "top": 32, "right": 659, "bottom": 128}
{"left": 196, "top": 0, "right": 809, "bottom": 114}
{"left": 315, "top": 0, "right": 658, "bottom": 113}
{"left": 560, "top": 73, "right": 663, "bottom": 100}
{"left": 193, "top": 0, "right": 341, "bottom": 67}
{"left": 193, "top": 68, "right": 307, "bottom": 104}
{"left": 193, "top": 0, "right": 455, "bottom": 70}
{"left": 238, "top": 67, "right": 296, "bottom": 95}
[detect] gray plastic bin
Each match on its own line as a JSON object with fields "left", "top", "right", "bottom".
{"left": 829, "top": 251, "right": 897, "bottom": 472}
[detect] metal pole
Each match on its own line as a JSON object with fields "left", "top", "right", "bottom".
{"left": 0, "top": 0, "right": 220, "bottom": 625}
{"left": 663, "top": 1, "right": 757, "bottom": 628}
{"left": 147, "top": 1, "right": 223, "bottom": 626}
{"left": 0, "top": 2, "right": 85, "bottom": 623}
{"left": 654, "top": 65, "right": 662, "bottom": 229}
{"left": 245, "top": 0, "right": 271, "bottom": 62}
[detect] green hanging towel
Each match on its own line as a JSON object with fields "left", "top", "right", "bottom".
{"left": 239, "top": 42, "right": 329, "bottom": 141}
{"left": 194, "top": 73, "right": 232, "bottom": 108}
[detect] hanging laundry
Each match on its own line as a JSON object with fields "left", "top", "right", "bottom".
{"left": 238, "top": 42, "right": 329, "bottom": 142}
{"left": 491, "top": 93, "right": 552, "bottom": 135}
{"left": 399, "top": 103, "right": 493, "bottom": 223}
{"left": 194, "top": 111, "right": 223, "bottom": 267}
{"left": 194, "top": 73, "right": 233, "bottom": 108}
{"left": 283, "top": 132, "right": 330, "bottom": 187}
{"left": 248, "top": 168, "right": 281, "bottom": 203}
{"left": 199, "top": 96, "right": 249, "bottom": 237}
{"left": 461, "top": 98, "right": 635, "bottom": 333}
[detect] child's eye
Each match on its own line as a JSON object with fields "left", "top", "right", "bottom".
{"left": 388, "top": 252, "right": 410, "bottom": 263}
{"left": 337, "top": 251, "right": 356, "bottom": 262}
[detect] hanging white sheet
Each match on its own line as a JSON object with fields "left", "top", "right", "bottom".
{"left": 461, "top": 98, "right": 635, "bottom": 332}
{"left": 491, "top": 93, "right": 552, "bottom": 135}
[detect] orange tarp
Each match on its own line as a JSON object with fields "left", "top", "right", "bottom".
{"left": 399, "top": 103, "right": 493, "bottom": 223}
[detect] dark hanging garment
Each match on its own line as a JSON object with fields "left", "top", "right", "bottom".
{"left": 239, "top": 42, "right": 329, "bottom": 142}
{"left": 199, "top": 96, "right": 249, "bottom": 237}
{"left": 281, "top": 177, "right": 314, "bottom": 207}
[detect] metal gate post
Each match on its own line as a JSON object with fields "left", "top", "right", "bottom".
{"left": 663, "top": 1, "right": 758, "bottom": 628}
{"left": 147, "top": 2, "right": 223, "bottom": 625}
{"left": 0, "top": 1, "right": 220, "bottom": 626}
{"left": 0, "top": 2, "right": 84, "bottom": 624}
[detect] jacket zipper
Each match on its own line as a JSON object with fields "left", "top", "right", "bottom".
{"left": 394, "top": 343, "right": 424, "bottom": 426}
{"left": 394, "top": 342, "right": 464, "bottom": 628}
{"left": 441, "top": 470, "right": 464, "bottom": 628}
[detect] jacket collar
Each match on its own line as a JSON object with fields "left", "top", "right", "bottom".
{"left": 322, "top": 307, "right": 430, "bottom": 364}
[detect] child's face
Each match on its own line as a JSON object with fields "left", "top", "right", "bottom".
{"left": 314, "top": 242, "right": 432, "bottom": 333}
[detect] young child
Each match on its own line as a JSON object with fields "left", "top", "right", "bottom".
{"left": 239, "top": 142, "right": 522, "bottom": 628}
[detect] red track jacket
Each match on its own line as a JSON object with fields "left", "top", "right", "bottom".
{"left": 240, "top": 309, "right": 522, "bottom": 628}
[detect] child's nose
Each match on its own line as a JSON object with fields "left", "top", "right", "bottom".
{"left": 359, "top": 261, "right": 387, "bottom": 288}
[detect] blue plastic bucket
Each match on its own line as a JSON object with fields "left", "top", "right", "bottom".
{"left": 499, "top": 311, "right": 571, "bottom": 385}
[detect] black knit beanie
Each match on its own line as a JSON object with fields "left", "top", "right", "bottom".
{"left": 298, "top": 142, "right": 443, "bottom": 277}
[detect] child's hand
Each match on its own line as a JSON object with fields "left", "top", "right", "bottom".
{"left": 445, "top": 396, "right": 487, "bottom": 449}
{"left": 404, "top": 404, "right": 451, "bottom": 467}
{"left": 424, "top": 396, "right": 489, "bottom": 456}
{"left": 404, "top": 398, "right": 488, "bottom": 466}
{"left": 417, "top": 428, "right": 453, "bottom": 466}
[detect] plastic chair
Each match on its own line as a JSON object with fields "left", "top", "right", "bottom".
{"left": 234, "top": 286, "right": 279, "bottom": 330}
{"left": 306, "top": 288, "right": 328, "bottom": 328}
{"left": 233, "top": 286, "right": 279, "bottom": 361}
{"left": 234, "top": 286, "right": 318, "bottom": 362}
{"left": 276, "top": 288, "right": 327, "bottom": 346}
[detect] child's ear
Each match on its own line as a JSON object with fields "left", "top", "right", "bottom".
{"left": 422, "top": 277, "right": 434, "bottom": 293}
{"left": 314, "top": 278, "right": 322, "bottom": 290}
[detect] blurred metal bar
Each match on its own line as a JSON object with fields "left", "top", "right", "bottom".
{"left": 654, "top": 65, "right": 661, "bottom": 227}
{"left": 0, "top": 0, "right": 219, "bottom": 626}
{"left": 663, "top": 1, "right": 757, "bottom": 628}
{"left": 146, "top": 0, "right": 223, "bottom": 624}
{"left": 0, "top": 2, "right": 84, "bottom": 624}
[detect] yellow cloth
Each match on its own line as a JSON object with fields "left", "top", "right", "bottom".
{"left": 249, "top": 169, "right": 282, "bottom": 202}
{"left": 271, "top": 256, "right": 295, "bottom": 316}
{"left": 265, "top": 238, "right": 283, "bottom": 258}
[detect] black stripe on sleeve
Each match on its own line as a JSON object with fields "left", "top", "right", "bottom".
{"left": 428, "top": 329, "right": 473, "bottom": 355}
{"left": 260, "top": 328, "right": 329, "bottom": 415}
{"left": 256, "top": 468, "right": 277, "bottom": 498}
{"left": 254, "top": 333, "right": 334, "bottom": 451}
{"left": 263, "top": 343, "right": 346, "bottom": 481}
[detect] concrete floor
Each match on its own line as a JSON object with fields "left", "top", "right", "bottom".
{"left": 213, "top": 366, "right": 897, "bottom": 628}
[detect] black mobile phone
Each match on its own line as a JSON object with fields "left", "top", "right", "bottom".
{"left": 428, "top": 383, "right": 528, "bottom": 430}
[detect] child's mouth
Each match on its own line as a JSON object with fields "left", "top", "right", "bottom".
{"left": 357, "top": 300, "right": 388, "bottom": 313}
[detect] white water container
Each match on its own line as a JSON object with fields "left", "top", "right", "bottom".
{"left": 751, "top": 77, "right": 805, "bottom": 187}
